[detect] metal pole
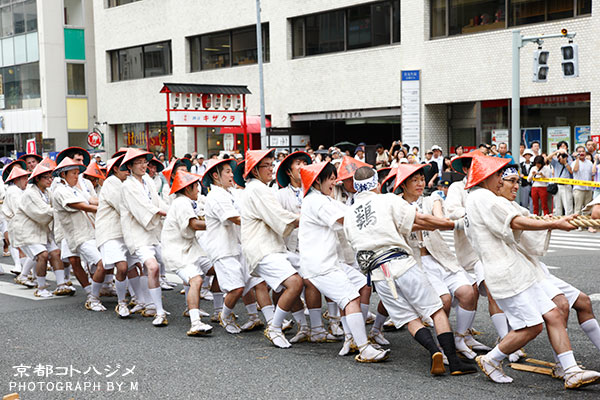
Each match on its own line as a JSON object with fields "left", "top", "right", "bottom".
{"left": 166, "top": 92, "right": 172, "bottom": 161}
{"left": 255, "top": 0, "right": 267, "bottom": 149}
{"left": 511, "top": 30, "right": 521, "bottom": 166}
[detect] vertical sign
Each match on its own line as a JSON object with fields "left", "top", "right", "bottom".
{"left": 26, "top": 138, "right": 36, "bottom": 154}
{"left": 401, "top": 70, "right": 421, "bottom": 151}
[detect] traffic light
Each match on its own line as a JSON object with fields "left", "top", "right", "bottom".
{"left": 561, "top": 43, "right": 579, "bottom": 78}
{"left": 532, "top": 49, "right": 549, "bottom": 82}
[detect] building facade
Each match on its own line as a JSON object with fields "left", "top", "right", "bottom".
{"left": 93, "top": 0, "right": 598, "bottom": 158}
{"left": 0, "top": 0, "right": 97, "bottom": 156}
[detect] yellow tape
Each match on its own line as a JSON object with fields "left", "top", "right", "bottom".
{"left": 531, "top": 176, "right": 600, "bottom": 188}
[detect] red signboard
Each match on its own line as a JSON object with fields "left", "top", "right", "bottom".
{"left": 592, "top": 135, "right": 600, "bottom": 145}
{"left": 87, "top": 131, "right": 102, "bottom": 148}
{"left": 26, "top": 139, "right": 36, "bottom": 154}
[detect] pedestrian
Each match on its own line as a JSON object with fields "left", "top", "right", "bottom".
{"left": 354, "top": 147, "right": 366, "bottom": 163}
{"left": 374, "top": 144, "right": 390, "bottom": 170}
{"left": 548, "top": 143, "right": 574, "bottom": 215}
{"left": 571, "top": 145, "right": 594, "bottom": 213}
{"left": 519, "top": 149, "right": 534, "bottom": 212}
{"left": 527, "top": 155, "right": 551, "bottom": 215}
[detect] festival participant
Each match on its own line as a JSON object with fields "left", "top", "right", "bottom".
{"left": 395, "top": 163, "right": 489, "bottom": 359}
{"left": 161, "top": 171, "right": 213, "bottom": 336}
{"left": 83, "top": 162, "right": 106, "bottom": 196}
{"left": 274, "top": 151, "right": 337, "bottom": 343}
{"left": 202, "top": 158, "right": 274, "bottom": 334}
{"left": 463, "top": 155, "right": 600, "bottom": 388}
{"left": 18, "top": 153, "right": 42, "bottom": 172}
{"left": 147, "top": 157, "right": 167, "bottom": 198}
{"left": 236, "top": 149, "right": 305, "bottom": 349}
{"left": 498, "top": 167, "right": 600, "bottom": 376}
{"left": 299, "top": 162, "right": 389, "bottom": 362}
{"left": 120, "top": 148, "right": 170, "bottom": 326}
{"left": 13, "top": 163, "right": 73, "bottom": 297}
{"left": 2, "top": 160, "right": 35, "bottom": 286}
{"left": 343, "top": 166, "right": 476, "bottom": 375}
{"left": 52, "top": 157, "right": 107, "bottom": 312}
{"left": 96, "top": 155, "right": 145, "bottom": 318}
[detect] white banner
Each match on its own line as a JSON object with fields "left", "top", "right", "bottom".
{"left": 171, "top": 111, "right": 243, "bottom": 126}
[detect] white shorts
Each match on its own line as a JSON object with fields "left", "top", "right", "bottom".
{"left": 21, "top": 239, "right": 59, "bottom": 260}
{"left": 135, "top": 244, "right": 163, "bottom": 266}
{"left": 308, "top": 269, "right": 360, "bottom": 310}
{"left": 100, "top": 239, "right": 141, "bottom": 270}
{"left": 474, "top": 260, "right": 487, "bottom": 296}
{"left": 214, "top": 255, "right": 263, "bottom": 295}
{"left": 254, "top": 253, "right": 297, "bottom": 293}
{"left": 495, "top": 282, "right": 557, "bottom": 330}
{"left": 374, "top": 263, "right": 444, "bottom": 329}
{"left": 175, "top": 257, "right": 212, "bottom": 285}
{"left": 421, "top": 255, "right": 473, "bottom": 296}
{"left": 76, "top": 240, "right": 102, "bottom": 267}
{"left": 61, "top": 239, "right": 76, "bottom": 261}
{"left": 341, "top": 262, "right": 367, "bottom": 290}
{"left": 542, "top": 275, "right": 581, "bottom": 308}
{"left": 0, "top": 219, "right": 7, "bottom": 234}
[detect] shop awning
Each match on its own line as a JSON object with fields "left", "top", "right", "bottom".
{"left": 160, "top": 83, "right": 251, "bottom": 95}
{"left": 220, "top": 116, "right": 271, "bottom": 134}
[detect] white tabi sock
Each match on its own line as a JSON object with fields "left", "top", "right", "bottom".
{"left": 491, "top": 313, "right": 509, "bottom": 339}
{"left": 557, "top": 350, "right": 581, "bottom": 372}
{"left": 21, "top": 257, "right": 30, "bottom": 273}
{"left": 10, "top": 249, "right": 21, "bottom": 270}
{"left": 221, "top": 304, "right": 233, "bottom": 320}
{"left": 341, "top": 316, "right": 351, "bottom": 335}
{"left": 292, "top": 310, "right": 308, "bottom": 328}
{"left": 36, "top": 276, "right": 46, "bottom": 289}
{"left": 261, "top": 305, "right": 274, "bottom": 323}
{"left": 327, "top": 301, "right": 339, "bottom": 318}
{"left": 360, "top": 303, "right": 370, "bottom": 321}
{"left": 213, "top": 292, "right": 224, "bottom": 313}
{"left": 309, "top": 308, "right": 323, "bottom": 329}
{"left": 373, "top": 311, "right": 387, "bottom": 332}
{"left": 148, "top": 287, "right": 164, "bottom": 314}
{"left": 271, "top": 306, "right": 289, "bottom": 329}
{"left": 488, "top": 345, "right": 508, "bottom": 364}
{"left": 456, "top": 306, "right": 475, "bottom": 335}
{"left": 21, "top": 258, "right": 35, "bottom": 277}
{"left": 91, "top": 281, "right": 102, "bottom": 298}
{"left": 54, "top": 270, "right": 65, "bottom": 286}
{"left": 115, "top": 279, "right": 127, "bottom": 302}
{"left": 580, "top": 319, "right": 600, "bottom": 352}
{"left": 84, "top": 285, "right": 92, "bottom": 294}
{"left": 139, "top": 276, "right": 152, "bottom": 305}
{"left": 245, "top": 302, "right": 258, "bottom": 315}
{"left": 189, "top": 308, "right": 201, "bottom": 323}
{"left": 346, "top": 312, "right": 368, "bottom": 347}
{"left": 128, "top": 276, "right": 142, "bottom": 300}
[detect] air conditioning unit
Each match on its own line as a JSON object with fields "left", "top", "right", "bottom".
{"left": 170, "top": 93, "right": 180, "bottom": 109}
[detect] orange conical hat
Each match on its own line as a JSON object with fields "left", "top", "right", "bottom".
{"left": 119, "top": 148, "right": 153, "bottom": 171}
{"left": 39, "top": 157, "right": 57, "bottom": 169}
{"left": 112, "top": 147, "right": 129, "bottom": 158}
{"left": 451, "top": 149, "right": 486, "bottom": 174}
{"left": 106, "top": 155, "right": 125, "bottom": 177}
{"left": 243, "top": 149, "right": 275, "bottom": 178}
{"left": 393, "top": 164, "right": 428, "bottom": 192}
{"left": 53, "top": 157, "right": 86, "bottom": 177}
{"left": 28, "top": 163, "right": 54, "bottom": 182}
{"left": 336, "top": 156, "right": 370, "bottom": 182}
{"left": 18, "top": 153, "right": 42, "bottom": 162}
{"left": 380, "top": 167, "right": 398, "bottom": 194}
{"left": 465, "top": 155, "right": 511, "bottom": 189}
{"left": 162, "top": 160, "right": 175, "bottom": 182}
{"left": 170, "top": 170, "right": 200, "bottom": 195}
{"left": 2, "top": 159, "right": 26, "bottom": 182}
{"left": 6, "top": 166, "right": 30, "bottom": 183}
{"left": 84, "top": 162, "right": 106, "bottom": 180}
{"left": 300, "top": 161, "right": 329, "bottom": 196}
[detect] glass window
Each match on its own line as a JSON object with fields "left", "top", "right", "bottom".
{"left": 510, "top": 0, "right": 574, "bottom": 26}
{"left": 67, "top": 63, "right": 85, "bottom": 95}
{"left": 24, "top": 0, "right": 36, "bottom": 32}
{"left": 431, "top": 0, "right": 446, "bottom": 37}
{"left": 12, "top": 2, "right": 24, "bottom": 35}
{"left": 305, "top": 10, "right": 345, "bottom": 56}
{"left": 19, "top": 62, "right": 39, "bottom": 102}
{"left": 392, "top": 0, "right": 400, "bottom": 43}
{"left": 117, "top": 46, "right": 143, "bottom": 80}
{"left": 372, "top": 2, "right": 391, "bottom": 46}
{"left": 292, "top": 18, "right": 304, "bottom": 57}
{"left": 578, "top": 0, "right": 591, "bottom": 15}
{"left": 262, "top": 24, "right": 270, "bottom": 63}
{"left": 0, "top": 61, "right": 40, "bottom": 110}
{"left": 232, "top": 26, "right": 257, "bottom": 66}
{"left": 449, "top": 0, "right": 505, "bottom": 36}
{"left": 143, "top": 42, "right": 171, "bottom": 77}
{"left": 1, "top": 5, "right": 13, "bottom": 37}
{"left": 64, "top": 0, "right": 83, "bottom": 26}
{"left": 201, "top": 31, "right": 230, "bottom": 70}
{"left": 190, "top": 36, "right": 200, "bottom": 72}
{"left": 347, "top": 5, "right": 372, "bottom": 50}
{"left": 3, "top": 64, "right": 20, "bottom": 109}
{"left": 107, "top": 0, "right": 141, "bottom": 8}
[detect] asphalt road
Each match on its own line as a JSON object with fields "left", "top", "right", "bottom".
{"left": 1, "top": 236, "right": 600, "bottom": 400}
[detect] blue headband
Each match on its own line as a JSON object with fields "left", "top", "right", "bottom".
{"left": 353, "top": 171, "right": 378, "bottom": 193}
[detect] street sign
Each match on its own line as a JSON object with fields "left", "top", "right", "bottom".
{"left": 87, "top": 130, "right": 102, "bottom": 148}
{"left": 26, "top": 139, "right": 36, "bottom": 154}
{"left": 401, "top": 70, "right": 421, "bottom": 152}
{"left": 171, "top": 111, "right": 244, "bottom": 126}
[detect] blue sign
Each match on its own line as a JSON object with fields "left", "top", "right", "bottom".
{"left": 401, "top": 70, "right": 420, "bottom": 81}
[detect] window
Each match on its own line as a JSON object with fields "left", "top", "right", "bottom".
{"left": 107, "top": 0, "right": 141, "bottom": 7}
{"left": 0, "top": 1, "right": 37, "bottom": 39}
{"left": 432, "top": 1, "right": 590, "bottom": 38}
{"left": 64, "top": 0, "right": 84, "bottom": 26}
{"left": 0, "top": 61, "right": 40, "bottom": 110}
{"left": 67, "top": 63, "right": 85, "bottom": 95}
{"left": 110, "top": 41, "right": 171, "bottom": 81}
{"left": 190, "top": 24, "right": 269, "bottom": 72}
{"left": 12, "top": 1, "right": 24, "bottom": 34}
{"left": 292, "top": 1, "right": 400, "bottom": 59}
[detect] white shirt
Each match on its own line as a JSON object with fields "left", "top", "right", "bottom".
{"left": 464, "top": 186, "right": 538, "bottom": 299}
{"left": 444, "top": 178, "right": 479, "bottom": 271}
{"left": 53, "top": 181, "right": 94, "bottom": 252}
{"left": 276, "top": 185, "right": 303, "bottom": 253}
{"left": 571, "top": 158, "right": 594, "bottom": 190}
{"left": 95, "top": 175, "right": 124, "bottom": 247}
{"left": 13, "top": 184, "right": 54, "bottom": 247}
{"left": 343, "top": 191, "right": 417, "bottom": 281}
{"left": 298, "top": 190, "right": 344, "bottom": 279}
{"left": 161, "top": 195, "right": 204, "bottom": 271}
{"left": 432, "top": 156, "right": 444, "bottom": 177}
{"left": 204, "top": 185, "right": 242, "bottom": 263}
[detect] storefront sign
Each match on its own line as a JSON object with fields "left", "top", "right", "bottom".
{"left": 491, "top": 129, "right": 509, "bottom": 146}
{"left": 171, "top": 111, "right": 243, "bottom": 126}
{"left": 575, "top": 126, "right": 591, "bottom": 146}
{"left": 592, "top": 135, "right": 600, "bottom": 145}
{"left": 547, "top": 126, "right": 571, "bottom": 151}
{"left": 521, "top": 127, "right": 542, "bottom": 148}
{"left": 87, "top": 131, "right": 102, "bottom": 148}
{"left": 223, "top": 133, "right": 234, "bottom": 152}
{"left": 401, "top": 70, "right": 420, "bottom": 151}
{"left": 26, "top": 139, "right": 36, "bottom": 154}
{"left": 269, "top": 135, "right": 290, "bottom": 147}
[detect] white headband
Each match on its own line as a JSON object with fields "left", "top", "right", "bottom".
{"left": 502, "top": 167, "right": 518, "bottom": 179}
{"left": 353, "top": 171, "right": 378, "bottom": 193}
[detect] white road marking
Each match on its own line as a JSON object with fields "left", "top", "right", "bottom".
{"left": 589, "top": 294, "right": 600, "bottom": 302}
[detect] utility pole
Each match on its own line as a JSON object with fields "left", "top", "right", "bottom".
{"left": 255, "top": 0, "right": 267, "bottom": 149}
